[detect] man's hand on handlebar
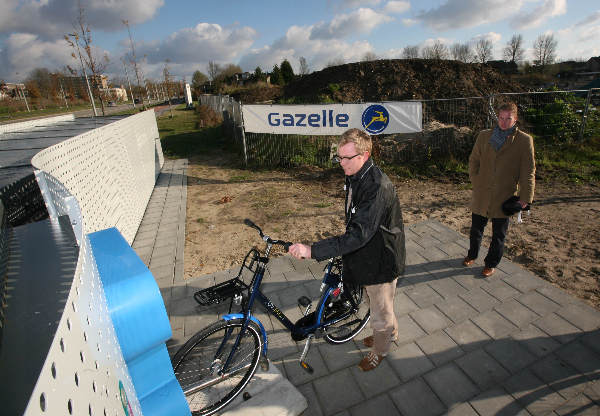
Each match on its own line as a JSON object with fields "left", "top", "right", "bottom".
{"left": 289, "top": 243, "right": 311, "bottom": 260}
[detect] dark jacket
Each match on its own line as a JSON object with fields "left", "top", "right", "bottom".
{"left": 311, "top": 158, "right": 406, "bottom": 285}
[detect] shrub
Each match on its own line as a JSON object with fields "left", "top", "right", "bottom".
{"left": 195, "top": 104, "right": 222, "bottom": 128}
{"left": 524, "top": 97, "right": 581, "bottom": 142}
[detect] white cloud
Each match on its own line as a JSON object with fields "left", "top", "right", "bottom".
{"left": 471, "top": 32, "right": 502, "bottom": 44}
{"left": 310, "top": 8, "right": 394, "bottom": 40}
{"left": 402, "top": 18, "right": 418, "bottom": 26}
{"left": 0, "top": 33, "right": 75, "bottom": 80}
{"left": 0, "top": 0, "right": 164, "bottom": 40}
{"left": 416, "top": 0, "right": 523, "bottom": 31}
{"left": 136, "top": 23, "right": 256, "bottom": 65}
{"left": 380, "top": 48, "right": 404, "bottom": 59}
{"left": 421, "top": 37, "right": 452, "bottom": 47}
{"left": 238, "top": 23, "right": 374, "bottom": 73}
{"left": 577, "top": 25, "right": 600, "bottom": 43}
{"left": 512, "top": 0, "right": 567, "bottom": 30}
{"left": 575, "top": 10, "right": 600, "bottom": 27}
{"left": 383, "top": 1, "right": 410, "bottom": 14}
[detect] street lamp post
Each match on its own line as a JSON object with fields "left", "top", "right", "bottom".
{"left": 68, "top": 33, "right": 97, "bottom": 117}
{"left": 121, "top": 57, "right": 135, "bottom": 108}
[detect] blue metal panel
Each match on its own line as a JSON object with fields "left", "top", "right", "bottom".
{"left": 89, "top": 227, "right": 190, "bottom": 416}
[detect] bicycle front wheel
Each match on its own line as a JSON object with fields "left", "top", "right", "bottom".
{"left": 324, "top": 283, "right": 370, "bottom": 344}
{"left": 171, "top": 319, "right": 262, "bottom": 416}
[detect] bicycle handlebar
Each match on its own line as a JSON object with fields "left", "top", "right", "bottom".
{"left": 244, "top": 219, "right": 292, "bottom": 252}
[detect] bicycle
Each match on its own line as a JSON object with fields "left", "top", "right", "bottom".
{"left": 171, "top": 219, "right": 370, "bottom": 415}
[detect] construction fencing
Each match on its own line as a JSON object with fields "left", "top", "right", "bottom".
{"left": 199, "top": 88, "right": 600, "bottom": 168}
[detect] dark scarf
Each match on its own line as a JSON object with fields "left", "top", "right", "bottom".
{"left": 489, "top": 125, "right": 516, "bottom": 151}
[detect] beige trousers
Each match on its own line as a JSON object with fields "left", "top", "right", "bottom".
{"left": 365, "top": 278, "right": 398, "bottom": 356}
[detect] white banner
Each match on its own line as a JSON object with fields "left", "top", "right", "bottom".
{"left": 242, "top": 102, "right": 422, "bottom": 135}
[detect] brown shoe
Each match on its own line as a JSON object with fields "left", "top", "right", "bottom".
{"left": 482, "top": 267, "right": 495, "bottom": 277}
{"left": 362, "top": 335, "right": 398, "bottom": 348}
{"left": 463, "top": 257, "right": 475, "bottom": 267}
{"left": 358, "top": 352, "right": 384, "bottom": 371}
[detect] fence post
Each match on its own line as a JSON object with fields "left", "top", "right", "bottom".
{"left": 239, "top": 101, "right": 248, "bottom": 167}
{"left": 487, "top": 94, "right": 497, "bottom": 127}
{"left": 578, "top": 88, "right": 593, "bottom": 142}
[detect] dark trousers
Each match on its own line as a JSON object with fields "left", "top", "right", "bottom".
{"left": 468, "top": 213, "right": 509, "bottom": 268}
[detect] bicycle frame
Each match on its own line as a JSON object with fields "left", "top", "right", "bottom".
{"left": 218, "top": 250, "right": 351, "bottom": 374}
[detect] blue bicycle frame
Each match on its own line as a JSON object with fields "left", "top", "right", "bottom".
{"left": 218, "top": 254, "right": 343, "bottom": 373}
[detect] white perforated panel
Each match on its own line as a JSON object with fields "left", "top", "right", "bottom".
{"left": 23, "top": 171, "right": 141, "bottom": 415}
{"left": 23, "top": 230, "right": 141, "bottom": 416}
{"left": 23, "top": 110, "right": 163, "bottom": 415}
{"left": 31, "top": 110, "right": 160, "bottom": 245}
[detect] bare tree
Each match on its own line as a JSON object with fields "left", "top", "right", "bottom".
{"left": 402, "top": 45, "right": 420, "bottom": 59}
{"left": 532, "top": 33, "right": 557, "bottom": 68}
{"left": 422, "top": 40, "right": 448, "bottom": 60}
{"left": 64, "top": 3, "right": 113, "bottom": 116}
{"left": 163, "top": 59, "right": 173, "bottom": 118}
{"left": 503, "top": 34, "right": 525, "bottom": 63}
{"left": 450, "top": 43, "right": 474, "bottom": 62}
{"left": 475, "top": 39, "right": 494, "bottom": 63}
{"left": 207, "top": 61, "right": 221, "bottom": 82}
{"left": 122, "top": 19, "right": 146, "bottom": 109}
{"left": 362, "top": 51, "right": 378, "bottom": 62}
{"left": 298, "top": 56, "right": 310, "bottom": 75}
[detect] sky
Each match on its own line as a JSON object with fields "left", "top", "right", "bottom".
{"left": 0, "top": 0, "right": 599, "bottom": 83}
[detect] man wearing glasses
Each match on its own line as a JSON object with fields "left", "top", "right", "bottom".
{"left": 290, "top": 128, "right": 405, "bottom": 371}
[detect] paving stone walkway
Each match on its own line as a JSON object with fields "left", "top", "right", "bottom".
{"left": 135, "top": 160, "right": 600, "bottom": 416}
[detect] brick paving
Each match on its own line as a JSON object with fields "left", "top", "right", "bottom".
{"left": 134, "top": 160, "right": 600, "bottom": 416}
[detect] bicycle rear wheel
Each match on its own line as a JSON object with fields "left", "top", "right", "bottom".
{"left": 324, "top": 283, "right": 370, "bottom": 344}
{"left": 171, "top": 319, "right": 262, "bottom": 416}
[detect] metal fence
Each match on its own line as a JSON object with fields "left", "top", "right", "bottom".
{"left": 198, "top": 94, "right": 248, "bottom": 159}
{"left": 199, "top": 88, "right": 600, "bottom": 168}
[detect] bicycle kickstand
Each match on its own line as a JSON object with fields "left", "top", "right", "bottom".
{"left": 299, "top": 334, "right": 314, "bottom": 374}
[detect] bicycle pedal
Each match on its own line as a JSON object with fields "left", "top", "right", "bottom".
{"left": 299, "top": 360, "right": 314, "bottom": 374}
{"left": 297, "top": 296, "right": 311, "bottom": 308}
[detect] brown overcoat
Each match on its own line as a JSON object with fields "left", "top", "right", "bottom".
{"left": 469, "top": 127, "right": 535, "bottom": 218}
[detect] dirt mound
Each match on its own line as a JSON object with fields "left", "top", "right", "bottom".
{"left": 230, "top": 84, "right": 282, "bottom": 104}
{"left": 282, "top": 59, "right": 526, "bottom": 103}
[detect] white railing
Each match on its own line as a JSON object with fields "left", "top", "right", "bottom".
{"left": 20, "top": 110, "right": 186, "bottom": 416}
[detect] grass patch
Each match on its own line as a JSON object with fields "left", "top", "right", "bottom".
{"left": 158, "top": 104, "right": 234, "bottom": 159}
{"left": 0, "top": 103, "right": 95, "bottom": 122}
{"left": 229, "top": 174, "right": 252, "bottom": 183}
{"left": 535, "top": 137, "right": 600, "bottom": 183}
{"left": 196, "top": 217, "right": 205, "bottom": 224}
{"left": 380, "top": 156, "right": 469, "bottom": 182}
{"left": 314, "top": 202, "right": 332, "bottom": 208}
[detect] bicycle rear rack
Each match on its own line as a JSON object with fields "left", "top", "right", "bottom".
{"left": 193, "top": 248, "right": 259, "bottom": 306}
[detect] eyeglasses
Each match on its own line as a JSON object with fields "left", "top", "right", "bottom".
{"left": 333, "top": 153, "right": 361, "bottom": 163}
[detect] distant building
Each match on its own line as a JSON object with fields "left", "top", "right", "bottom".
{"left": 233, "top": 72, "right": 252, "bottom": 85}
{"left": 66, "top": 74, "right": 108, "bottom": 90}
{"left": 102, "top": 86, "right": 128, "bottom": 101}
{"left": 0, "top": 82, "right": 27, "bottom": 100}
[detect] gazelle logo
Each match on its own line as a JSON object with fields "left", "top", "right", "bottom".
{"left": 362, "top": 104, "right": 389, "bottom": 134}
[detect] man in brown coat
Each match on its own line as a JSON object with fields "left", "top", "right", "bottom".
{"left": 463, "top": 101, "right": 535, "bottom": 277}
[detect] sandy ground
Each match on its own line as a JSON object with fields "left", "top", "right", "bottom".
{"left": 184, "top": 154, "right": 600, "bottom": 309}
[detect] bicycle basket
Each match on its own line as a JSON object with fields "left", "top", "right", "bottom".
{"left": 192, "top": 248, "right": 260, "bottom": 306}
